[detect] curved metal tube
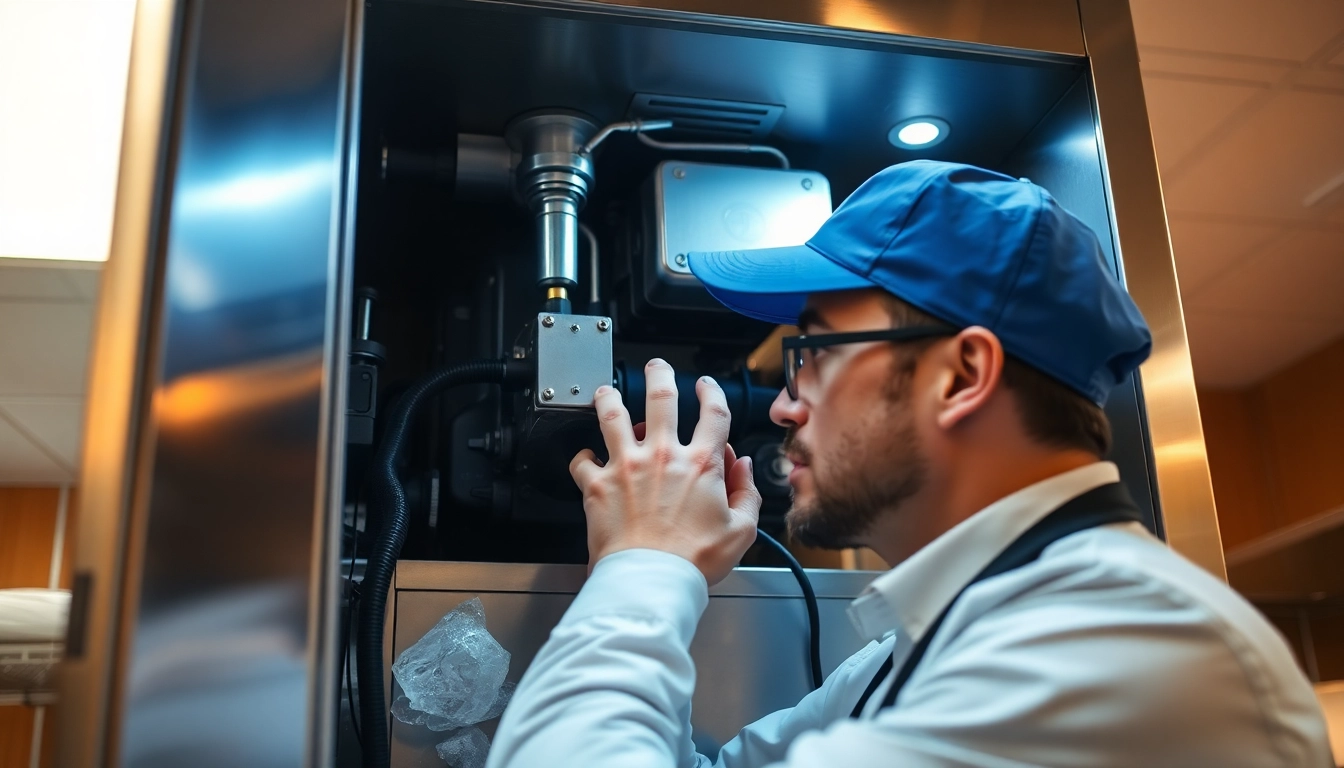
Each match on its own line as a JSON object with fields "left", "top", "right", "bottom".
{"left": 579, "top": 222, "right": 600, "bottom": 306}
{"left": 581, "top": 118, "right": 674, "bottom": 155}
{"left": 635, "top": 131, "right": 790, "bottom": 169}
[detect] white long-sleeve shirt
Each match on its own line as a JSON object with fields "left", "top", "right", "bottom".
{"left": 488, "top": 463, "right": 1332, "bottom": 767}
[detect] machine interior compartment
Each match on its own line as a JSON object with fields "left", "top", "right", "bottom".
{"left": 341, "top": 0, "right": 1167, "bottom": 575}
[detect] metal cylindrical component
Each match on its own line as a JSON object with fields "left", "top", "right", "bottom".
{"left": 537, "top": 197, "right": 580, "bottom": 288}
{"left": 351, "top": 287, "right": 387, "bottom": 364}
{"left": 506, "top": 112, "right": 598, "bottom": 292}
{"left": 456, "top": 134, "right": 514, "bottom": 200}
{"left": 356, "top": 291, "right": 374, "bottom": 341}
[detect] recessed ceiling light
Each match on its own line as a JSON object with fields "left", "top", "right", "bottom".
{"left": 888, "top": 117, "right": 949, "bottom": 150}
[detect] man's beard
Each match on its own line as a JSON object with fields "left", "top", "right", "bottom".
{"left": 784, "top": 379, "right": 927, "bottom": 550}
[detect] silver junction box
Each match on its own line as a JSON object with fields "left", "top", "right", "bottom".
{"left": 534, "top": 313, "right": 614, "bottom": 409}
{"left": 654, "top": 161, "right": 833, "bottom": 285}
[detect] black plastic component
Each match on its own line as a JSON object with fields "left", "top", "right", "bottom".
{"left": 359, "top": 358, "right": 511, "bottom": 768}
{"left": 348, "top": 287, "right": 386, "bottom": 445}
{"left": 381, "top": 144, "right": 457, "bottom": 191}
{"left": 613, "top": 363, "right": 778, "bottom": 444}
{"left": 347, "top": 362, "right": 379, "bottom": 445}
{"left": 543, "top": 295, "right": 572, "bottom": 315}
{"left": 64, "top": 572, "right": 92, "bottom": 659}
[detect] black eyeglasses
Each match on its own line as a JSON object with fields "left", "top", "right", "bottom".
{"left": 781, "top": 326, "right": 957, "bottom": 400}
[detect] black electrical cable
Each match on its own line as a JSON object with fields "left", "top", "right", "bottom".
{"left": 357, "top": 359, "right": 517, "bottom": 768}
{"left": 344, "top": 480, "right": 368, "bottom": 754}
{"left": 755, "top": 528, "right": 824, "bottom": 690}
{"left": 344, "top": 544, "right": 362, "bottom": 750}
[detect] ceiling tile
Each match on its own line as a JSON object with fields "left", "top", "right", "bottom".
{"left": 1164, "top": 90, "right": 1344, "bottom": 219}
{"left": 1167, "top": 217, "right": 1284, "bottom": 293}
{"left": 0, "top": 301, "right": 95, "bottom": 396}
{"left": 1290, "top": 68, "right": 1344, "bottom": 92}
{"left": 1141, "top": 77, "right": 1263, "bottom": 170}
{"left": 1139, "top": 49, "right": 1288, "bottom": 85}
{"left": 0, "top": 412, "right": 72, "bottom": 484}
{"left": 1184, "top": 310, "right": 1339, "bottom": 388}
{"left": 0, "top": 398, "right": 84, "bottom": 468}
{"left": 1129, "top": 0, "right": 1344, "bottom": 63}
{"left": 1186, "top": 228, "right": 1344, "bottom": 323}
{"left": 0, "top": 263, "right": 84, "bottom": 300}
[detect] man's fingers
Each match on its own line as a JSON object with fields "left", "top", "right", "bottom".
{"left": 723, "top": 443, "right": 739, "bottom": 502}
{"left": 690, "top": 376, "right": 732, "bottom": 456}
{"left": 643, "top": 359, "right": 679, "bottom": 442}
{"left": 727, "top": 455, "right": 763, "bottom": 522}
{"left": 569, "top": 448, "right": 602, "bottom": 489}
{"left": 593, "top": 386, "right": 635, "bottom": 458}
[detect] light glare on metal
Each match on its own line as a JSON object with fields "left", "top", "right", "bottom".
{"left": 888, "top": 117, "right": 949, "bottom": 149}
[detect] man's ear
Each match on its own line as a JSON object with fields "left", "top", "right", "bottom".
{"left": 933, "top": 326, "right": 1005, "bottom": 431}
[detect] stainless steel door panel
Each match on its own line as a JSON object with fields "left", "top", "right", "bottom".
{"left": 389, "top": 563, "right": 876, "bottom": 765}
{"left": 59, "top": 0, "right": 359, "bottom": 764}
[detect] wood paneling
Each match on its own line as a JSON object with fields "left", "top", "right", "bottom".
{"left": 1200, "top": 338, "right": 1344, "bottom": 681}
{"left": 1200, "top": 337, "right": 1344, "bottom": 550}
{"left": 1312, "top": 611, "right": 1344, "bottom": 683}
{"left": 59, "top": 488, "right": 77, "bottom": 590}
{"left": 40, "top": 703, "right": 59, "bottom": 768}
{"left": 0, "top": 487, "right": 60, "bottom": 588}
{"left": 1198, "top": 389, "right": 1276, "bottom": 549}
{"left": 0, "top": 706, "right": 37, "bottom": 768}
{"left": 1256, "top": 337, "right": 1344, "bottom": 529}
{"left": 0, "top": 487, "right": 68, "bottom": 768}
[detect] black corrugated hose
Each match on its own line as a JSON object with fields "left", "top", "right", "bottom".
{"left": 357, "top": 358, "right": 521, "bottom": 768}
{"left": 755, "top": 528, "right": 824, "bottom": 690}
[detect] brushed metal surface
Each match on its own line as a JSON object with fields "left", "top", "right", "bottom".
{"left": 56, "top": 1, "right": 183, "bottom": 764}
{"left": 534, "top": 312, "right": 614, "bottom": 409}
{"left": 520, "top": 0, "right": 1086, "bottom": 57}
{"left": 1078, "top": 0, "right": 1225, "bottom": 579}
{"left": 394, "top": 559, "right": 879, "bottom": 597}
{"left": 654, "top": 162, "right": 832, "bottom": 280}
{"left": 389, "top": 562, "right": 877, "bottom": 765}
{"left": 58, "top": 0, "right": 359, "bottom": 765}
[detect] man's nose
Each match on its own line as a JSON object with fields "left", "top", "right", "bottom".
{"left": 770, "top": 387, "right": 808, "bottom": 428}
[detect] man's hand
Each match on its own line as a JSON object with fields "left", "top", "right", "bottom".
{"left": 569, "top": 359, "right": 763, "bottom": 585}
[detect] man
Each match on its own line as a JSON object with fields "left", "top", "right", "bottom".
{"left": 488, "top": 161, "right": 1331, "bottom": 766}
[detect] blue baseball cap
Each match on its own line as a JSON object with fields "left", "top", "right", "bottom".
{"left": 688, "top": 160, "right": 1151, "bottom": 405}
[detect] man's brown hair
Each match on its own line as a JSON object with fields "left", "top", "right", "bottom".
{"left": 880, "top": 294, "right": 1113, "bottom": 457}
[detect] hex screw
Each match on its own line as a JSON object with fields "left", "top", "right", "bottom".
{"left": 542, "top": 316, "right": 555, "bottom": 328}
{"left": 570, "top": 323, "right": 580, "bottom": 333}
{"left": 541, "top": 388, "right": 555, "bottom": 401}
{"left": 674, "top": 254, "right": 687, "bottom": 267}
{"left": 801, "top": 178, "right": 813, "bottom": 190}
{"left": 570, "top": 385, "right": 581, "bottom": 395}
{"left": 672, "top": 167, "right": 685, "bottom": 179}
{"left": 596, "top": 319, "right": 610, "bottom": 332}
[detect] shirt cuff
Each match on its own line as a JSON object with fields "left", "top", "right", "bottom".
{"left": 562, "top": 549, "right": 710, "bottom": 645}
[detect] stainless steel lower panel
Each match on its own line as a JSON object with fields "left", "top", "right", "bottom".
{"left": 389, "top": 561, "right": 878, "bottom": 765}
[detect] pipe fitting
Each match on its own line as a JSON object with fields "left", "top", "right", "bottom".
{"left": 506, "top": 112, "right": 599, "bottom": 292}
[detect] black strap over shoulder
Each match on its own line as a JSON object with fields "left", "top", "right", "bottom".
{"left": 849, "top": 482, "right": 1144, "bottom": 718}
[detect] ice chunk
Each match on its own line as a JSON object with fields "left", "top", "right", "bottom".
{"left": 484, "top": 681, "right": 515, "bottom": 721}
{"left": 391, "top": 695, "right": 457, "bottom": 732}
{"left": 391, "top": 597, "right": 511, "bottom": 731}
{"left": 435, "top": 726, "right": 491, "bottom": 768}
